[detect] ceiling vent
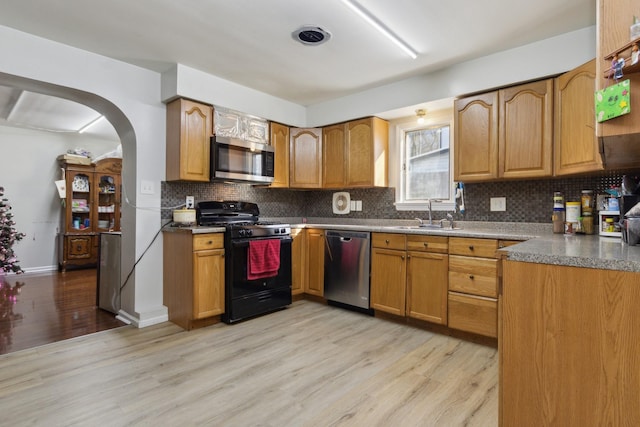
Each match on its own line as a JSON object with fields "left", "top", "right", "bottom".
{"left": 292, "top": 26, "right": 331, "bottom": 46}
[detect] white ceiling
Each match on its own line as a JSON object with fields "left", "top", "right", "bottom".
{"left": 0, "top": 0, "right": 595, "bottom": 138}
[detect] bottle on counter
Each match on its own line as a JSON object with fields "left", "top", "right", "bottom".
{"left": 565, "top": 201, "right": 581, "bottom": 234}
{"left": 553, "top": 192, "right": 565, "bottom": 234}
{"left": 581, "top": 190, "right": 594, "bottom": 216}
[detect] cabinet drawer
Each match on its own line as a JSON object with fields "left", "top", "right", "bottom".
{"left": 193, "top": 233, "right": 224, "bottom": 251}
{"left": 448, "top": 255, "right": 498, "bottom": 297}
{"left": 372, "top": 233, "right": 406, "bottom": 250}
{"left": 449, "top": 237, "right": 499, "bottom": 258}
{"left": 406, "top": 235, "right": 448, "bottom": 253}
{"left": 448, "top": 292, "right": 497, "bottom": 338}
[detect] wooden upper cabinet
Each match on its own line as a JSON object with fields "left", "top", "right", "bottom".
{"left": 554, "top": 59, "right": 602, "bottom": 176}
{"left": 498, "top": 79, "right": 553, "bottom": 179}
{"left": 290, "top": 127, "right": 322, "bottom": 188}
{"left": 454, "top": 92, "right": 499, "bottom": 182}
{"left": 166, "top": 98, "right": 213, "bottom": 182}
{"left": 346, "top": 117, "right": 389, "bottom": 188}
{"left": 321, "top": 117, "right": 389, "bottom": 189}
{"left": 270, "top": 122, "right": 290, "bottom": 188}
{"left": 322, "top": 123, "right": 347, "bottom": 188}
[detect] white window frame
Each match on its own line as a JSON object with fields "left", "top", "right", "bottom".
{"left": 393, "top": 110, "right": 455, "bottom": 212}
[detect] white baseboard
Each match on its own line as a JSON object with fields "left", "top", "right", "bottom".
{"left": 117, "top": 307, "right": 168, "bottom": 328}
{"left": 7, "top": 265, "right": 57, "bottom": 276}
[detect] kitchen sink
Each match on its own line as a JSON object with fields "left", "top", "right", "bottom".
{"left": 383, "top": 225, "right": 462, "bottom": 231}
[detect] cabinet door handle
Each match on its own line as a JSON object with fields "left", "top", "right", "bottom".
{"left": 468, "top": 245, "right": 474, "bottom": 251}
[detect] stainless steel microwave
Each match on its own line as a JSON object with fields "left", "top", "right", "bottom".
{"left": 210, "top": 136, "right": 275, "bottom": 184}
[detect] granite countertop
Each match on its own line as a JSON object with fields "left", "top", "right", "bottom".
{"left": 162, "top": 224, "right": 226, "bottom": 234}
{"left": 499, "top": 233, "right": 640, "bottom": 272}
{"left": 162, "top": 217, "right": 640, "bottom": 272}
{"left": 277, "top": 218, "right": 640, "bottom": 273}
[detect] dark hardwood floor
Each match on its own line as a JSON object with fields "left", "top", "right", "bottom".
{"left": 0, "top": 269, "right": 127, "bottom": 355}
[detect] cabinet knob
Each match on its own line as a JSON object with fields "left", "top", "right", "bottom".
{"left": 385, "top": 239, "right": 390, "bottom": 244}
{"left": 423, "top": 242, "right": 429, "bottom": 247}
{"left": 207, "top": 240, "right": 213, "bottom": 245}
{"left": 401, "top": 255, "right": 405, "bottom": 260}
{"left": 469, "top": 275, "right": 475, "bottom": 280}
{"left": 468, "top": 245, "right": 474, "bottom": 251}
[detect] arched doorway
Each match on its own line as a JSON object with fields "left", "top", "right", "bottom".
{"left": 0, "top": 71, "right": 139, "bottom": 322}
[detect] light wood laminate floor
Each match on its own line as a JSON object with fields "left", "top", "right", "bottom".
{"left": 0, "top": 300, "right": 498, "bottom": 426}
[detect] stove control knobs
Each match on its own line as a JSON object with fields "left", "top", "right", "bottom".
{"left": 245, "top": 229, "right": 253, "bottom": 237}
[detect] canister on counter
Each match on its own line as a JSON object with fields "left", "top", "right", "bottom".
{"left": 581, "top": 190, "right": 594, "bottom": 216}
{"left": 553, "top": 192, "right": 565, "bottom": 234}
{"left": 565, "top": 201, "right": 581, "bottom": 234}
{"left": 581, "top": 216, "right": 594, "bottom": 234}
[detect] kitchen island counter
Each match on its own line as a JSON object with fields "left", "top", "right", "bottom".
{"left": 499, "top": 233, "right": 640, "bottom": 272}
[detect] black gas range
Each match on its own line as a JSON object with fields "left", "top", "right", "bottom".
{"left": 196, "top": 201, "right": 292, "bottom": 324}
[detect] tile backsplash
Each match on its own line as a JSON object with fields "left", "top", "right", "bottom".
{"left": 162, "top": 169, "right": 639, "bottom": 223}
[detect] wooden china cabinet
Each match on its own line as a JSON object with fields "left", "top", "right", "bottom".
{"left": 58, "top": 158, "right": 122, "bottom": 271}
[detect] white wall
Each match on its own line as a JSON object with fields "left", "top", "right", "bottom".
{"left": 1, "top": 125, "right": 119, "bottom": 272}
{"left": 0, "top": 25, "right": 167, "bottom": 327}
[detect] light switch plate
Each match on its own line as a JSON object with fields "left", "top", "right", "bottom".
{"left": 355, "top": 200, "right": 362, "bottom": 211}
{"left": 140, "top": 180, "right": 154, "bottom": 195}
{"left": 490, "top": 197, "right": 506, "bottom": 211}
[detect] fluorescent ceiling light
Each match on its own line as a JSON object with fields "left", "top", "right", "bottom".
{"left": 78, "top": 115, "right": 104, "bottom": 133}
{"left": 339, "top": 0, "right": 417, "bottom": 59}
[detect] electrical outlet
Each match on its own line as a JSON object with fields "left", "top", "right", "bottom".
{"left": 186, "top": 196, "right": 195, "bottom": 209}
{"left": 140, "top": 180, "right": 154, "bottom": 195}
{"left": 490, "top": 197, "right": 506, "bottom": 212}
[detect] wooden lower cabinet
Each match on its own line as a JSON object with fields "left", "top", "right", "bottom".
{"left": 371, "top": 246, "right": 407, "bottom": 316}
{"left": 406, "top": 235, "right": 448, "bottom": 324}
{"left": 163, "top": 232, "right": 225, "bottom": 330}
{"left": 291, "top": 228, "right": 307, "bottom": 295}
{"left": 447, "top": 237, "right": 499, "bottom": 338}
{"left": 500, "top": 260, "right": 640, "bottom": 426}
{"left": 59, "top": 234, "right": 98, "bottom": 271}
{"left": 371, "top": 233, "right": 448, "bottom": 324}
{"left": 305, "top": 229, "right": 324, "bottom": 296}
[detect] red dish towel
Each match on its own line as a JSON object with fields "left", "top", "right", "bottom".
{"left": 247, "top": 239, "right": 281, "bottom": 280}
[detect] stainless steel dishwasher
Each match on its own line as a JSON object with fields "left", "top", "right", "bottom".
{"left": 324, "top": 230, "right": 371, "bottom": 311}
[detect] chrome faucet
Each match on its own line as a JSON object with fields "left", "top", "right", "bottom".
{"left": 427, "top": 199, "right": 442, "bottom": 225}
{"left": 443, "top": 212, "right": 454, "bottom": 229}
